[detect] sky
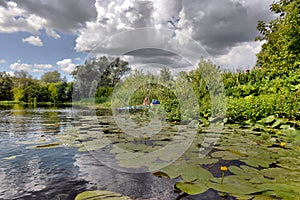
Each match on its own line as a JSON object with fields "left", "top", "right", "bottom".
{"left": 0, "top": 0, "right": 275, "bottom": 79}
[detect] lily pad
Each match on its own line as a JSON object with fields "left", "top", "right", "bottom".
{"left": 258, "top": 116, "right": 276, "bottom": 124}
{"left": 211, "top": 150, "right": 241, "bottom": 160}
{"left": 181, "top": 165, "right": 213, "bottom": 182}
{"left": 208, "top": 176, "right": 267, "bottom": 195}
{"left": 75, "top": 190, "right": 131, "bottom": 200}
{"left": 31, "top": 143, "right": 60, "bottom": 149}
{"left": 175, "top": 182, "right": 208, "bottom": 195}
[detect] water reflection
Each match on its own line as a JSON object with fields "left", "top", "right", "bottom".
{"left": 0, "top": 156, "right": 46, "bottom": 199}
{"left": 73, "top": 152, "right": 177, "bottom": 199}
{"left": 0, "top": 105, "right": 181, "bottom": 200}
{"left": 0, "top": 105, "right": 82, "bottom": 200}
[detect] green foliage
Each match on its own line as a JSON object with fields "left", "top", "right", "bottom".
{"left": 0, "top": 71, "right": 14, "bottom": 100}
{"left": 72, "top": 56, "right": 130, "bottom": 100}
{"left": 256, "top": 0, "right": 300, "bottom": 75}
{"left": 41, "top": 70, "right": 62, "bottom": 83}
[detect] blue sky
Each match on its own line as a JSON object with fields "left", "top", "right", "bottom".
{"left": 0, "top": 30, "right": 86, "bottom": 79}
{"left": 0, "top": 0, "right": 275, "bottom": 80}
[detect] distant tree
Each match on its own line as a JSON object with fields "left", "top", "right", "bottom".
{"left": 159, "top": 67, "right": 173, "bottom": 83}
{"left": 0, "top": 72, "right": 13, "bottom": 100}
{"left": 72, "top": 56, "right": 130, "bottom": 99}
{"left": 41, "top": 70, "right": 62, "bottom": 83}
{"left": 13, "top": 70, "right": 38, "bottom": 88}
{"left": 255, "top": 0, "right": 300, "bottom": 75}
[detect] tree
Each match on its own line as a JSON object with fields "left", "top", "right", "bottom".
{"left": 256, "top": 0, "right": 300, "bottom": 75}
{"left": 0, "top": 72, "right": 13, "bottom": 100}
{"left": 159, "top": 67, "right": 173, "bottom": 83}
{"left": 72, "top": 56, "right": 130, "bottom": 99}
{"left": 41, "top": 70, "right": 62, "bottom": 83}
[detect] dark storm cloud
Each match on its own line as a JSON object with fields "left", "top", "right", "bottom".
{"left": 124, "top": 49, "right": 191, "bottom": 69}
{"left": 11, "top": 0, "right": 97, "bottom": 32}
{"left": 182, "top": 0, "right": 274, "bottom": 55}
{"left": 0, "top": 0, "right": 7, "bottom": 8}
{"left": 125, "top": 48, "right": 177, "bottom": 57}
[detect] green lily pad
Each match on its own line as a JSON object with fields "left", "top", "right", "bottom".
{"left": 181, "top": 165, "right": 213, "bottom": 182}
{"left": 78, "top": 139, "right": 109, "bottom": 152}
{"left": 208, "top": 176, "right": 267, "bottom": 195}
{"left": 280, "top": 124, "right": 291, "bottom": 129}
{"left": 32, "top": 143, "right": 60, "bottom": 149}
{"left": 198, "top": 157, "right": 219, "bottom": 165}
{"left": 211, "top": 151, "right": 241, "bottom": 160}
{"left": 257, "top": 183, "right": 300, "bottom": 199}
{"left": 258, "top": 116, "right": 276, "bottom": 124}
{"left": 175, "top": 182, "right": 208, "bottom": 195}
{"left": 271, "top": 119, "right": 284, "bottom": 128}
{"left": 75, "top": 190, "right": 131, "bottom": 200}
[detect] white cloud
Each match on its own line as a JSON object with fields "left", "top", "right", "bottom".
{"left": 10, "top": 60, "right": 53, "bottom": 73}
{"left": 10, "top": 61, "right": 32, "bottom": 71}
{"left": 45, "top": 29, "right": 60, "bottom": 39}
{"left": 33, "top": 64, "right": 53, "bottom": 69}
{"left": 0, "top": 59, "right": 6, "bottom": 64}
{"left": 215, "top": 41, "right": 264, "bottom": 70}
{"left": 22, "top": 35, "right": 43, "bottom": 46}
{"left": 0, "top": 0, "right": 276, "bottom": 70}
{"left": 0, "top": 1, "right": 46, "bottom": 34}
{"left": 7, "top": 71, "right": 15, "bottom": 76}
{"left": 56, "top": 59, "right": 76, "bottom": 74}
{"left": 74, "top": 0, "right": 274, "bottom": 69}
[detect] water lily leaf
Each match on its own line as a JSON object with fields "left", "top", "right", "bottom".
{"left": 159, "top": 164, "right": 183, "bottom": 179}
{"left": 280, "top": 124, "right": 290, "bottom": 129}
{"left": 261, "top": 168, "right": 300, "bottom": 182}
{"left": 208, "top": 176, "right": 267, "bottom": 195}
{"left": 211, "top": 151, "right": 241, "bottom": 160}
{"left": 181, "top": 165, "right": 213, "bottom": 182}
{"left": 257, "top": 183, "right": 300, "bottom": 199}
{"left": 33, "top": 143, "right": 60, "bottom": 149}
{"left": 258, "top": 116, "right": 276, "bottom": 124}
{"left": 78, "top": 140, "right": 109, "bottom": 152}
{"left": 198, "top": 157, "right": 219, "bottom": 165}
{"left": 241, "top": 157, "right": 272, "bottom": 168}
{"left": 75, "top": 190, "right": 131, "bottom": 200}
{"left": 175, "top": 182, "right": 208, "bottom": 195}
{"left": 271, "top": 119, "right": 284, "bottom": 128}
{"left": 252, "top": 194, "right": 276, "bottom": 200}
{"left": 228, "top": 166, "right": 245, "bottom": 176}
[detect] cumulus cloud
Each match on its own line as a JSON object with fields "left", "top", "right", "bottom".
{"left": 0, "top": 59, "right": 6, "bottom": 64}
{"left": 215, "top": 41, "right": 264, "bottom": 70}
{"left": 56, "top": 59, "right": 76, "bottom": 74}
{"left": 1, "top": 0, "right": 275, "bottom": 69}
{"left": 10, "top": 0, "right": 97, "bottom": 33}
{"left": 22, "top": 35, "right": 43, "bottom": 46}
{"left": 10, "top": 60, "right": 53, "bottom": 73}
{"left": 0, "top": 1, "right": 46, "bottom": 34}
{"left": 33, "top": 64, "right": 53, "bottom": 69}
{"left": 75, "top": 0, "right": 274, "bottom": 69}
{"left": 10, "top": 61, "right": 32, "bottom": 72}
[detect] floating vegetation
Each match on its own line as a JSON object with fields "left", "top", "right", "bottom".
{"left": 16, "top": 113, "right": 300, "bottom": 199}
{"left": 74, "top": 190, "right": 131, "bottom": 200}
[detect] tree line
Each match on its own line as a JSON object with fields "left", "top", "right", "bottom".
{"left": 0, "top": 0, "right": 298, "bottom": 122}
